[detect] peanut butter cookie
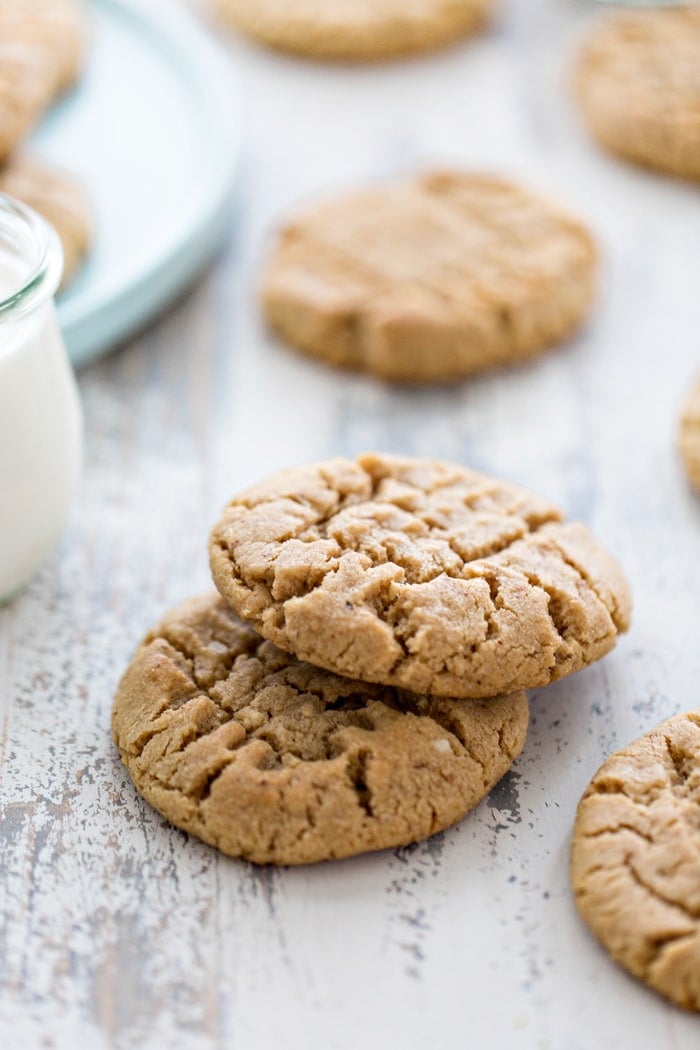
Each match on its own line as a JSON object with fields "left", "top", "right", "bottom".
{"left": 214, "top": 0, "right": 493, "bottom": 62}
{"left": 576, "top": 7, "right": 700, "bottom": 180}
{"left": 261, "top": 172, "right": 597, "bottom": 383}
{"left": 0, "top": 156, "right": 91, "bottom": 288}
{"left": 0, "top": 0, "right": 88, "bottom": 164}
{"left": 112, "top": 594, "right": 529, "bottom": 865}
{"left": 680, "top": 379, "right": 700, "bottom": 493}
{"left": 209, "top": 454, "right": 631, "bottom": 699}
{"left": 571, "top": 709, "right": 700, "bottom": 1011}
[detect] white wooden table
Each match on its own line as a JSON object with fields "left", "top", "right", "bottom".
{"left": 2, "top": 2, "right": 699, "bottom": 1046}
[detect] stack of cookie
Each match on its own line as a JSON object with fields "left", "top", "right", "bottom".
{"left": 0, "top": 0, "right": 92, "bottom": 287}
{"left": 113, "top": 452, "right": 631, "bottom": 866}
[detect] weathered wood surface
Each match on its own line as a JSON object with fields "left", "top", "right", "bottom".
{"left": 2, "top": 2, "right": 700, "bottom": 1046}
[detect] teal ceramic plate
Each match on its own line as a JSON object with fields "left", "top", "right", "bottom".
{"left": 32, "top": 0, "right": 242, "bottom": 367}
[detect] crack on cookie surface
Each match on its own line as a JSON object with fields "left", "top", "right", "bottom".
{"left": 346, "top": 749, "right": 374, "bottom": 817}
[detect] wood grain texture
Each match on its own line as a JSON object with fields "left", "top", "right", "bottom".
{"left": 2, "top": 1, "right": 700, "bottom": 1046}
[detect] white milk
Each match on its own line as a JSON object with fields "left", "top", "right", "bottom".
{"left": 0, "top": 249, "right": 82, "bottom": 601}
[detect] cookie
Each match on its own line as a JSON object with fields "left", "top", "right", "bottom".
{"left": 0, "top": 1, "right": 88, "bottom": 164}
{"left": 112, "top": 593, "right": 529, "bottom": 865}
{"left": 575, "top": 7, "right": 700, "bottom": 181}
{"left": 0, "top": 156, "right": 91, "bottom": 288}
{"left": 261, "top": 172, "right": 597, "bottom": 382}
{"left": 214, "top": 0, "right": 492, "bottom": 62}
{"left": 209, "top": 453, "right": 631, "bottom": 699}
{"left": 571, "top": 709, "right": 700, "bottom": 1012}
{"left": 680, "top": 379, "right": 700, "bottom": 493}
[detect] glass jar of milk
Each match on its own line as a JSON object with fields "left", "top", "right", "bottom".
{"left": 0, "top": 193, "right": 82, "bottom": 603}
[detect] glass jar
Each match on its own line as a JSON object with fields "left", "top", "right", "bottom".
{"left": 0, "top": 193, "right": 82, "bottom": 603}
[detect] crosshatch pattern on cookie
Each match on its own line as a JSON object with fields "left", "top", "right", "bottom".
{"left": 261, "top": 172, "right": 597, "bottom": 382}
{"left": 571, "top": 709, "right": 700, "bottom": 1012}
{"left": 112, "top": 594, "right": 529, "bottom": 865}
{"left": 210, "top": 454, "right": 631, "bottom": 698}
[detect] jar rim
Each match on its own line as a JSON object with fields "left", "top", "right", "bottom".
{"left": 0, "top": 193, "right": 64, "bottom": 322}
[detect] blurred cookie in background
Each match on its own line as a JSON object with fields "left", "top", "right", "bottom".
{"left": 0, "top": 0, "right": 88, "bottom": 163}
{"left": 212, "top": 0, "right": 494, "bottom": 61}
{"left": 575, "top": 6, "right": 700, "bottom": 180}
{"left": 261, "top": 171, "right": 597, "bottom": 383}
{"left": 0, "top": 156, "right": 92, "bottom": 288}
{"left": 680, "top": 379, "right": 700, "bottom": 493}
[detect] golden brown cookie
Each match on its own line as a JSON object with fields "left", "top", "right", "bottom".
{"left": 261, "top": 172, "right": 597, "bottom": 383}
{"left": 0, "top": 0, "right": 88, "bottom": 164}
{"left": 680, "top": 379, "right": 700, "bottom": 493}
{"left": 209, "top": 453, "right": 631, "bottom": 699}
{"left": 0, "top": 156, "right": 91, "bottom": 288}
{"left": 213, "top": 0, "right": 493, "bottom": 61}
{"left": 571, "top": 709, "right": 700, "bottom": 1012}
{"left": 112, "top": 593, "right": 529, "bottom": 865}
{"left": 575, "top": 7, "right": 700, "bottom": 180}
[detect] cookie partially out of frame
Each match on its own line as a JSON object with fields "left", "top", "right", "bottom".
{"left": 214, "top": 0, "right": 493, "bottom": 62}
{"left": 680, "top": 379, "right": 700, "bottom": 493}
{"left": 0, "top": 0, "right": 88, "bottom": 164}
{"left": 209, "top": 453, "right": 631, "bottom": 699}
{"left": 261, "top": 172, "right": 597, "bottom": 383}
{"left": 575, "top": 7, "right": 700, "bottom": 180}
{"left": 112, "top": 593, "right": 529, "bottom": 865}
{"left": 0, "top": 156, "right": 91, "bottom": 288}
{"left": 571, "top": 709, "right": 700, "bottom": 1012}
